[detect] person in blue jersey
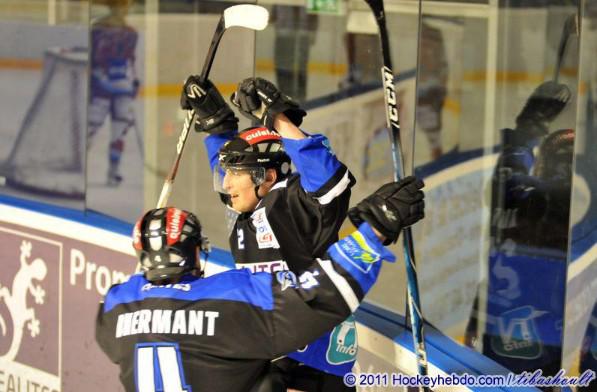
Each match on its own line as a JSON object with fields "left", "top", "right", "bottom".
{"left": 95, "top": 177, "right": 425, "bottom": 392}
{"left": 89, "top": 0, "right": 139, "bottom": 186}
{"left": 465, "top": 81, "right": 574, "bottom": 381}
{"left": 179, "top": 76, "right": 358, "bottom": 391}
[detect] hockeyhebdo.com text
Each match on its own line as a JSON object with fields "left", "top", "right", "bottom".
{"left": 342, "top": 369, "right": 596, "bottom": 389}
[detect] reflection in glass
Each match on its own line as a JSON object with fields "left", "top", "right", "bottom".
{"left": 86, "top": 0, "right": 144, "bottom": 222}
{"left": 272, "top": 4, "right": 319, "bottom": 103}
{"left": 89, "top": 0, "right": 140, "bottom": 187}
{"left": 416, "top": 19, "right": 448, "bottom": 160}
{"left": 563, "top": 0, "right": 597, "bottom": 384}
{"left": 464, "top": 4, "right": 579, "bottom": 378}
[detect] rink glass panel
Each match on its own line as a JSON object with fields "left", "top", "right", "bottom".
{"left": 0, "top": 1, "right": 90, "bottom": 210}
{"left": 562, "top": 0, "right": 597, "bottom": 379}
{"left": 408, "top": 0, "right": 592, "bottom": 379}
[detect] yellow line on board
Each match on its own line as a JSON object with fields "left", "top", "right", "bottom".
{"left": 140, "top": 83, "right": 237, "bottom": 98}
{"left": 463, "top": 68, "right": 578, "bottom": 83}
{"left": 443, "top": 97, "right": 460, "bottom": 114}
{"left": 0, "top": 58, "right": 42, "bottom": 70}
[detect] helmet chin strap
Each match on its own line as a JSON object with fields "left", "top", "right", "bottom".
{"left": 251, "top": 173, "right": 265, "bottom": 201}
{"left": 254, "top": 185, "right": 263, "bottom": 201}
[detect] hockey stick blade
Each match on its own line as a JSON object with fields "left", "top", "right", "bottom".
{"left": 224, "top": 5, "right": 269, "bottom": 30}
{"left": 200, "top": 5, "right": 269, "bottom": 82}
{"left": 156, "top": 4, "right": 270, "bottom": 210}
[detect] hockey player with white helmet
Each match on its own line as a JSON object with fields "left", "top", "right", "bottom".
{"left": 179, "top": 75, "right": 357, "bottom": 390}
{"left": 95, "top": 177, "right": 426, "bottom": 392}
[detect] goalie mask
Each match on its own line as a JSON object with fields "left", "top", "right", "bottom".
{"left": 133, "top": 208, "right": 209, "bottom": 283}
{"left": 214, "top": 127, "right": 291, "bottom": 195}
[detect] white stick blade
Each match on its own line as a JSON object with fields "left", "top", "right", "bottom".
{"left": 224, "top": 5, "right": 269, "bottom": 31}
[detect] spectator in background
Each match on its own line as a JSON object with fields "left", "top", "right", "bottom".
{"left": 416, "top": 20, "right": 448, "bottom": 160}
{"left": 272, "top": 4, "right": 319, "bottom": 103}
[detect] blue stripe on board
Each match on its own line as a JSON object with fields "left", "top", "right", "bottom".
{"left": 0, "top": 193, "right": 133, "bottom": 236}
{"left": 413, "top": 146, "right": 500, "bottom": 179}
{"left": 0, "top": 193, "right": 235, "bottom": 266}
{"left": 303, "top": 69, "right": 417, "bottom": 111}
{"left": 356, "top": 302, "right": 543, "bottom": 392}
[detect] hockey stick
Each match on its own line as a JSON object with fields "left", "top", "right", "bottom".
{"left": 554, "top": 13, "right": 579, "bottom": 83}
{"left": 364, "top": 0, "right": 429, "bottom": 386}
{"left": 156, "top": 4, "right": 269, "bottom": 208}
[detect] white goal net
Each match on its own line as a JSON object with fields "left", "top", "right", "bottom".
{"left": 1, "top": 47, "right": 88, "bottom": 199}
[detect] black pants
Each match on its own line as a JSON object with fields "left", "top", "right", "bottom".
{"left": 270, "top": 357, "right": 355, "bottom": 392}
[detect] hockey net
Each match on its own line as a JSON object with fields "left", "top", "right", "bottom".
{"left": 1, "top": 47, "right": 87, "bottom": 199}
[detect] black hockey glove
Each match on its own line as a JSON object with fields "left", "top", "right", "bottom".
{"left": 348, "top": 176, "right": 425, "bottom": 245}
{"left": 515, "top": 81, "right": 571, "bottom": 137}
{"left": 180, "top": 76, "right": 238, "bottom": 134}
{"left": 231, "top": 77, "right": 306, "bottom": 129}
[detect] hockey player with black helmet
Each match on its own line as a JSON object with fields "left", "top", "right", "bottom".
{"left": 465, "top": 80, "right": 575, "bottom": 377}
{"left": 95, "top": 178, "right": 426, "bottom": 392}
{"left": 180, "top": 76, "right": 357, "bottom": 390}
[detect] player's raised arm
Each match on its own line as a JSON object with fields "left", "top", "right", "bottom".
{"left": 232, "top": 77, "right": 354, "bottom": 206}
{"left": 179, "top": 76, "right": 239, "bottom": 172}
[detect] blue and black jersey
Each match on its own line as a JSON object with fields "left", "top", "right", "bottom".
{"left": 466, "top": 127, "right": 573, "bottom": 376}
{"left": 205, "top": 130, "right": 358, "bottom": 376}
{"left": 95, "top": 225, "right": 395, "bottom": 392}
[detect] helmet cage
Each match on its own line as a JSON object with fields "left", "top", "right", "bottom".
{"left": 134, "top": 208, "right": 207, "bottom": 283}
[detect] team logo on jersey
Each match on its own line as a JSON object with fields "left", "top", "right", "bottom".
{"left": 276, "top": 271, "right": 298, "bottom": 291}
{"left": 321, "top": 138, "right": 335, "bottom": 156}
{"left": 327, "top": 316, "right": 357, "bottom": 364}
{"left": 336, "top": 231, "right": 380, "bottom": 273}
{"left": 251, "top": 208, "right": 280, "bottom": 249}
{"left": 490, "top": 306, "right": 545, "bottom": 359}
{"left": 239, "top": 260, "right": 288, "bottom": 273}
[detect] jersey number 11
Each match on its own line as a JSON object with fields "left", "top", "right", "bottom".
{"left": 135, "top": 343, "right": 191, "bottom": 392}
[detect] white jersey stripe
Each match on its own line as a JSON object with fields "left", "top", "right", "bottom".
{"left": 314, "top": 169, "right": 351, "bottom": 205}
{"left": 270, "top": 179, "right": 288, "bottom": 191}
{"left": 317, "top": 258, "right": 360, "bottom": 312}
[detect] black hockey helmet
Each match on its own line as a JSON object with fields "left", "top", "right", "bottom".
{"left": 215, "top": 127, "right": 291, "bottom": 189}
{"left": 133, "top": 207, "right": 209, "bottom": 283}
{"left": 534, "top": 128, "right": 575, "bottom": 180}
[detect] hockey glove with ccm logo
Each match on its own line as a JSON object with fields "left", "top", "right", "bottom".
{"left": 231, "top": 77, "right": 306, "bottom": 129}
{"left": 180, "top": 76, "right": 238, "bottom": 134}
{"left": 348, "top": 176, "right": 425, "bottom": 245}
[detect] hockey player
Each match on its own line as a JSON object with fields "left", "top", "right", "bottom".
{"left": 89, "top": 0, "right": 139, "bottom": 186}
{"left": 95, "top": 177, "right": 426, "bottom": 392}
{"left": 180, "top": 76, "right": 358, "bottom": 390}
{"left": 465, "top": 81, "right": 574, "bottom": 379}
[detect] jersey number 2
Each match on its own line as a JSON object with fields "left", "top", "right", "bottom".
{"left": 135, "top": 343, "right": 191, "bottom": 392}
